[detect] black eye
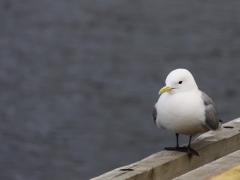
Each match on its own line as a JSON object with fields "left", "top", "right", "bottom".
{"left": 178, "top": 81, "right": 182, "bottom": 84}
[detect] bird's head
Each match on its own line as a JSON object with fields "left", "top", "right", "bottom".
{"left": 159, "top": 69, "right": 198, "bottom": 95}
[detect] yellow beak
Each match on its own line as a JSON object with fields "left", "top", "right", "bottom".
{"left": 159, "top": 86, "right": 172, "bottom": 94}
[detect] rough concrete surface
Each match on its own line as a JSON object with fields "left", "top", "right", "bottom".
{"left": 92, "top": 118, "right": 240, "bottom": 180}
{"left": 174, "top": 150, "right": 240, "bottom": 180}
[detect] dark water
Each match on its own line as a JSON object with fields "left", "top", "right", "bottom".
{"left": 1, "top": 1, "right": 240, "bottom": 179}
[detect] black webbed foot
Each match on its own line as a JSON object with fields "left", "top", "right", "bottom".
{"left": 164, "top": 147, "right": 179, "bottom": 151}
{"left": 187, "top": 147, "right": 199, "bottom": 156}
{"left": 164, "top": 134, "right": 199, "bottom": 156}
{"left": 164, "top": 146, "right": 199, "bottom": 156}
{"left": 177, "top": 146, "right": 199, "bottom": 156}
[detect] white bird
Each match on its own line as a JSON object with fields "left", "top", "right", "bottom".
{"left": 153, "top": 69, "right": 220, "bottom": 156}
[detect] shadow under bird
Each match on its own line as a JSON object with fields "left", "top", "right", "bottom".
{"left": 153, "top": 69, "right": 221, "bottom": 156}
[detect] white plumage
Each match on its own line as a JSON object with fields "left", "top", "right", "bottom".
{"left": 153, "top": 69, "right": 219, "bottom": 156}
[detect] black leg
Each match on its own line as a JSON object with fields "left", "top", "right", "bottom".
{"left": 186, "top": 136, "right": 199, "bottom": 156}
{"left": 164, "top": 134, "right": 199, "bottom": 156}
{"left": 176, "top": 133, "right": 179, "bottom": 149}
{"left": 164, "top": 133, "right": 180, "bottom": 150}
{"left": 187, "top": 136, "right": 192, "bottom": 155}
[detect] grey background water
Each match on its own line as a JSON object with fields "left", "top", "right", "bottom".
{"left": 1, "top": 1, "right": 240, "bottom": 179}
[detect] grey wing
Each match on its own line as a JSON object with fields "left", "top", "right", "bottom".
{"left": 200, "top": 91, "right": 219, "bottom": 130}
{"left": 153, "top": 106, "right": 157, "bottom": 124}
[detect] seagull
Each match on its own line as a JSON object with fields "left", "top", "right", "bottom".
{"left": 153, "top": 69, "right": 220, "bottom": 156}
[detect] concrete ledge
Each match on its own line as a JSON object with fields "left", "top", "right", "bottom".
{"left": 91, "top": 118, "right": 240, "bottom": 180}
{"left": 174, "top": 150, "right": 240, "bottom": 180}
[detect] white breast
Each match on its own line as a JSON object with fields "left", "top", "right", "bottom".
{"left": 155, "top": 90, "right": 209, "bottom": 136}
